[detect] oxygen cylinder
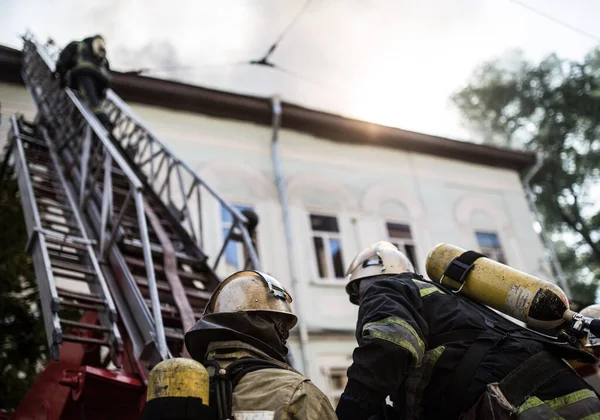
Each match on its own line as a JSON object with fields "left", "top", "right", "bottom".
{"left": 425, "top": 243, "right": 572, "bottom": 330}
{"left": 142, "top": 358, "right": 213, "bottom": 420}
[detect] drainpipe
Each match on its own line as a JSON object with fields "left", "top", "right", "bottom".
{"left": 522, "top": 151, "right": 572, "bottom": 298}
{"left": 270, "top": 95, "right": 311, "bottom": 375}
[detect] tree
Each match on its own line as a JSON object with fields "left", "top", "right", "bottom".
{"left": 0, "top": 166, "right": 47, "bottom": 410}
{"left": 453, "top": 49, "right": 600, "bottom": 306}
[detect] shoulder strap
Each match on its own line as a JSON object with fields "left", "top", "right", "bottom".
{"left": 208, "top": 358, "right": 287, "bottom": 420}
{"left": 443, "top": 331, "right": 507, "bottom": 419}
{"left": 226, "top": 357, "right": 287, "bottom": 388}
{"left": 442, "top": 250, "right": 485, "bottom": 289}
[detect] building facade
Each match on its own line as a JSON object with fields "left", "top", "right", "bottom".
{"left": 0, "top": 44, "right": 551, "bottom": 404}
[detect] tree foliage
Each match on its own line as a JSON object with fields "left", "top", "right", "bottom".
{"left": 0, "top": 166, "right": 47, "bottom": 410}
{"left": 454, "top": 50, "right": 600, "bottom": 305}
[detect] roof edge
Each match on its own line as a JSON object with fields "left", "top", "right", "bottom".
{"left": 0, "top": 44, "right": 535, "bottom": 171}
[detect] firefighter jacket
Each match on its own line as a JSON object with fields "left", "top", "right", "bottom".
{"left": 185, "top": 312, "right": 337, "bottom": 420}
{"left": 337, "top": 273, "right": 600, "bottom": 420}
{"left": 55, "top": 37, "right": 111, "bottom": 90}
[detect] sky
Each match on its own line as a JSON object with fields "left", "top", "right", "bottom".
{"left": 1, "top": 0, "right": 599, "bottom": 142}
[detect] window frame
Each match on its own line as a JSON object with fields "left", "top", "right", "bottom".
{"left": 220, "top": 203, "right": 258, "bottom": 271}
{"left": 325, "top": 366, "right": 349, "bottom": 408}
{"left": 474, "top": 230, "right": 507, "bottom": 264}
{"left": 309, "top": 212, "right": 346, "bottom": 283}
{"left": 385, "top": 220, "right": 418, "bottom": 270}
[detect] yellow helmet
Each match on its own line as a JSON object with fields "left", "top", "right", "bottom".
{"left": 204, "top": 270, "right": 297, "bottom": 329}
{"left": 345, "top": 241, "right": 415, "bottom": 305}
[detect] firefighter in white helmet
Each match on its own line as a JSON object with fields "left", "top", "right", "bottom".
{"left": 185, "top": 270, "right": 336, "bottom": 420}
{"left": 569, "top": 304, "right": 600, "bottom": 392}
{"left": 336, "top": 241, "right": 600, "bottom": 420}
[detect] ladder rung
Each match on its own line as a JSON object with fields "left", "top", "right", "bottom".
{"left": 46, "top": 237, "right": 89, "bottom": 251}
{"left": 62, "top": 334, "right": 109, "bottom": 346}
{"left": 60, "top": 299, "right": 105, "bottom": 312}
{"left": 39, "top": 201, "right": 72, "bottom": 212}
{"left": 57, "top": 287, "right": 104, "bottom": 304}
{"left": 51, "top": 259, "right": 96, "bottom": 276}
{"left": 164, "top": 327, "right": 184, "bottom": 341}
{"left": 48, "top": 253, "right": 84, "bottom": 266}
{"left": 134, "top": 275, "right": 210, "bottom": 302}
{"left": 42, "top": 220, "right": 81, "bottom": 232}
{"left": 60, "top": 319, "right": 111, "bottom": 333}
{"left": 124, "top": 256, "right": 207, "bottom": 282}
{"left": 122, "top": 239, "right": 201, "bottom": 266}
{"left": 52, "top": 269, "right": 96, "bottom": 283}
{"left": 145, "top": 299, "right": 202, "bottom": 320}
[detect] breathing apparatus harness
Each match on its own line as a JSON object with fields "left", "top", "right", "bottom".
{"left": 413, "top": 250, "right": 597, "bottom": 417}
{"left": 205, "top": 357, "right": 287, "bottom": 420}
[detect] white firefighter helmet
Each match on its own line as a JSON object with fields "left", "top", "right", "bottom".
{"left": 581, "top": 304, "right": 600, "bottom": 348}
{"left": 345, "top": 241, "right": 415, "bottom": 305}
{"left": 91, "top": 35, "right": 107, "bottom": 59}
{"left": 203, "top": 270, "right": 297, "bottom": 329}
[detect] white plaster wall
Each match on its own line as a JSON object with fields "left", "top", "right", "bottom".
{"left": 126, "top": 101, "right": 551, "bottom": 334}
{"left": 288, "top": 335, "right": 356, "bottom": 403}
{"left": 0, "top": 82, "right": 37, "bottom": 151}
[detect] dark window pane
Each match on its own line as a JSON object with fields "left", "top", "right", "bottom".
{"left": 330, "top": 369, "right": 348, "bottom": 389}
{"left": 313, "top": 236, "right": 327, "bottom": 278}
{"left": 387, "top": 222, "right": 412, "bottom": 239}
{"left": 496, "top": 252, "right": 506, "bottom": 264}
{"left": 476, "top": 231, "right": 501, "bottom": 248}
{"left": 221, "top": 204, "right": 233, "bottom": 224}
{"left": 223, "top": 228, "right": 238, "bottom": 268}
{"left": 311, "top": 214, "right": 339, "bottom": 232}
{"left": 405, "top": 244, "right": 418, "bottom": 272}
{"left": 329, "top": 238, "right": 345, "bottom": 278}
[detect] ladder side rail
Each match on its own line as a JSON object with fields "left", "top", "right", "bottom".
{"left": 56, "top": 128, "right": 166, "bottom": 365}
{"left": 8, "top": 116, "right": 62, "bottom": 360}
{"left": 41, "top": 126, "right": 124, "bottom": 362}
{"left": 105, "top": 90, "right": 261, "bottom": 273}
{"left": 21, "top": 36, "right": 169, "bottom": 360}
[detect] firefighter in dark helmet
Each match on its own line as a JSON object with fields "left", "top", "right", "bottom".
{"left": 54, "top": 35, "right": 112, "bottom": 128}
{"left": 336, "top": 241, "right": 600, "bottom": 420}
{"left": 184, "top": 270, "right": 336, "bottom": 420}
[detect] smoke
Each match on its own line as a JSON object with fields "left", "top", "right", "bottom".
{"left": 112, "top": 41, "right": 184, "bottom": 78}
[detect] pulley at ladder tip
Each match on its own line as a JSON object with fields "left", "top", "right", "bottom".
{"left": 142, "top": 358, "right": 213, "bottom": 420}
{"left": 425, "top": 243, "right": 600, "bottom": 339}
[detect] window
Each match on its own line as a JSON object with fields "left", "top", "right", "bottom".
{"left": 311, "top": 214, "right": 345, "bottom": 279}
{"left": 327, "top": 367, "right": 348, "bottom": 407}
{"left": 475, "top": 231, "right": 506, "bottom": 264}
{"left": 386, "top": 222, "right": 418, "bottom": 270}
{"left": 221, "top": 204, "right": 258, "bottom": 271}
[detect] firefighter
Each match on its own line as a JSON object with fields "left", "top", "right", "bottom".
{"left": 571, "top": 304, "right": 600, "bottom": 392}
{"left": 54, "top": 35, "right": 112, "bottom": 128}
{"left": 184, "top": 270, "right": 336, "bottom": 420}
{"left": 336, "top": 241, "right": 600, "bottom": 420}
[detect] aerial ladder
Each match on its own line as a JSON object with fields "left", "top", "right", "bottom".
{"left": 3, "top": 34, "right": 260, "bottom": 419}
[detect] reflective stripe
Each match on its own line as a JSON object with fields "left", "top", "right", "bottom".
{"left": 233, "top": 411, "right": 275, "bottom": 420}
{"left": 404, "top": 345, "right": 446, "bottom": 418}
{"left": 581, "top": 413, "right": 600, "bottom": 420}
{"left": 411, "top": 279, "right": 445, "bottom": 297}
{"left": 547, "top": 389, "right": 597, "bottom": 411}
{"left": 518, "top": 389, "right": 600, "bottom": 416}
{"left": 363, "top": 316, "right": 425, "bottom": 367}
{"left": 517, "top": 396, "right": 544, "bottom": 414}
{"left": 419, "top": 287, "right": 444, "bottom": 297}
